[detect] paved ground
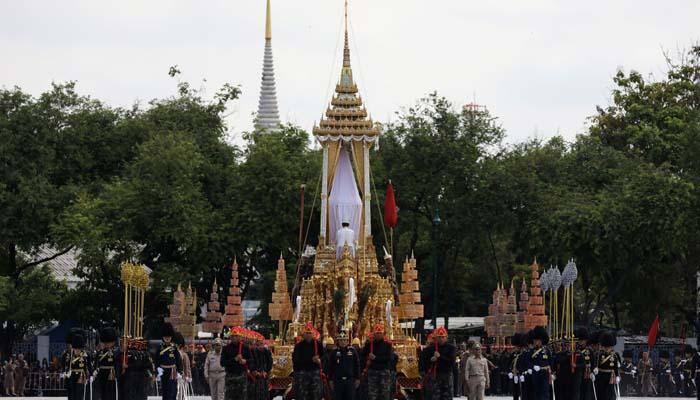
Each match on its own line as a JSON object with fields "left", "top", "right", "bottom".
{"left": 0, "top": 397, "right": 695, "bottom": 400}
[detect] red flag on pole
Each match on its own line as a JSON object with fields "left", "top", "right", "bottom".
{"left": 384, "top": 181, "right": 398, "bottom": 228}
{"left": 647, "top": 314, "right": 660, "bottom": 350}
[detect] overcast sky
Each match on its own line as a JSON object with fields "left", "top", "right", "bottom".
{"left": 1, "top": 1, "right": 698, "bottom": 145}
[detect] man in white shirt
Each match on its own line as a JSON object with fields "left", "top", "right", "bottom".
{"left": 336, "top": 221, "right": 355, "bottom": 259}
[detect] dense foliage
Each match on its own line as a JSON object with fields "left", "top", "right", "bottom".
{"left": 1, "top": 47, "right": 699, "bottom": 349}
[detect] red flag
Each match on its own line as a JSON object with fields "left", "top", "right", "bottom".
{"left": 384, "top": 181, "right": 398, "bottom": 228}
{"left": 647, "top": 314, "right": 660, "bottom": 350}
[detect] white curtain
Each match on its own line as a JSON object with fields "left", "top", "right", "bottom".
{"left": 329, "top": 146, "right": 362, "bottom": 245}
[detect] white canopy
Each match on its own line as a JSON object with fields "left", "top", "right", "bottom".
{"left": 329, "top": 146, "right": 362, "bottom": 245}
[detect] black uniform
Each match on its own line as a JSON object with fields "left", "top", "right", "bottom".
{"left": 595, "top": 349, "right": 621, "bottom": 400}
{"left": 553, "top": 348, "right": 572, "bottom": 400}
{"left": 361, "top": 338, "right": 393, "bottom": 400}
{"left": 327, "top": 344, "right": 360, "bottom": 400}
{"left": 157, "top": 342, "right": 183, "bottom": 400}
{"left": 293, "top": 339, "right": 325, "bottom": 400}
{"left": 221, "top": 339, "right": 253, "bottom": 400}
{"left": 118, "top": 345, "right": 154, "bottom": 400}
{"left": 93, "top": 347, "right": 118, "bottom": 400}
{"left": 429, "top": 341, "right": 457, "bottom": 400}
{"left": 527, "top": 346, "right": 552, "bottom": 400}
{"left": 67, "top": 349, "right": 93, "bottom": 400}
{"left": 620, "top": 357, "right": 636, "bottom": 396}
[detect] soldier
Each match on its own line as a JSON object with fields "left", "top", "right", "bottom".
{"left": 681, "top": 346, "right": 696, "bottom": 397}
{"left": 657, "top": 350, "right": 672, "bottom": 396}
{"left": 119, "top": 338, "right": 155, "bottom": 400}
{"left": 94, "top": 327, "right": 119, "bottom": 400}
{"left": 362, "top": 324, "right": 393, "bottom": 400}
{"left": 570, "top": 327, "right": 590, "bottom": 400}
{"left": 692, "top": 346, "right": 700, "bottom": 400}
{"left": 66, "top": 333, "right": 93, "bottom": 400}
{"left": 593, "top": 332, "right": 621, "bottom": 400}
{"left": 508, "top": 333, "right": 524, "bottom": 400}
{"left": 293, "top": 323, "right": 325, "bottom": 400}
{"left": 61, "top": 328, "right": 81, "bottom": 399}
{"left": 552, "top": 340, "right": 571, "bottom": 400}
{"left": 157, "top": 323, "right": 183, "bottom": 400}
{"left": 204, "top": 338, "right": 226, "bottom": 400}
{"left": 620, "top": 350, "right": 636, "bottom": 396}
{"left": 221, "top": 327, "right": 252, "bottom": 400}
{"left": 637, "top": 350, "right": 654, "bottom": 397}
{"left": 527, "top": 326, "right": 552, "bottom": 400}
{"left": 327, "top": 330, "right": 360, "bottom": 400}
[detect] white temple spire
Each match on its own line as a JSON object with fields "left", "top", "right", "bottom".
{"left": 256, "top": 0, "right": 281, "bottom": 132}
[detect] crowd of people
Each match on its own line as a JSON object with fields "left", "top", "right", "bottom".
{"left": 5, "top": 323, "right": 700, "bottom": 399}
{"left": 450, "top": 327, "right": 700, "bottom": 400}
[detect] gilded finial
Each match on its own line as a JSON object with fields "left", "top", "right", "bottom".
{"left": 343, "top": 0, "right": 351, "bottom": 68}
{"left": 265, "top": 0, "right": 272, "bottom": 40}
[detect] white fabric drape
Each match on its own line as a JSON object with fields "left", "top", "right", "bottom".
{"left": 329, "top": 146, "right": 362, "bottom": 246}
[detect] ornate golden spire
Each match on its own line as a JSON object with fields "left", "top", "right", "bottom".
{"left": 313, "top": 0, "right": 379, "bottom": 139}
{"left": 265, "top": 0, "right": 272, "bottom": 40}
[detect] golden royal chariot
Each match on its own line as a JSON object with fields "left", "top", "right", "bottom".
{"left": 263, "top": 2, "right": 426, "bottom": 396}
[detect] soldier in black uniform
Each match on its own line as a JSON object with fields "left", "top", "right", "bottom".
{"left": 692, "top": 347, "right": 700, "bottom": 400}
{"left": 327, "top": 330, "right": 360, "bottom": 400}
{"left": 61, "top": 328, "right": 80, "bottom": 399}
{"left": 593, "top": 331, "right": 621, "bottom": 400}
{"left": 620, "top": 349, "right": 636, "bottom": 396}
{"left": 118, "top": 338, "right": 154, "bottom": 400}
{"left": 362, "top": 324, "right": 393, "bottom": 400}
{"left": 157, "top": 323, "right": 183, "bottom": 400}
{"left": 221, "top": 327, "right": 252, "bottom": 400}
{"left": 570, "top": 327, "right": 590, "bottom": 400}
{"left": 657, "top": 350, "right": 673, "bottom": 396}
{"left": 94, "top": 327, "right": 119, "bottom": 400}
{"left": 508, "top": 333, "right": 524, "bottom": 400}
{"left": 587, "top": 331, "right": 601, "bottom": 400}
{"left": 553, "top": 340, "right": 572, "bottom": 400}
{"left": 681, "top": 347, "right": 696, "bottom": 397}
{"left": 527, "top": 326, "right": 551, "bottom": 400}
{"left": 67, "top": 333, "right": 93, "bottom": 400}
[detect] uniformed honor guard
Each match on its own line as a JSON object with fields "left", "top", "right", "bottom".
{"left": 508, "top": 333, "right": 524, "bottom": 400}
{"left": 426, "top": 327, "right": 456, "bottom": 400}
{"left": 419, "top": 333, "right": 435, "bottom": 400}
{"left": 593, "top": 331, "right": 621, "bottom": 400}
{"left": 94, "top": 327, "right": 119, "bottom": 400}
{"left": 157, "top": 323, "right": 183, "bottom": 400}
{"left": 619, "top": 350, "right": 636, "bottom": 396}
{"left": 692, "top": 346, "right": 700, "bottom": 400}
{"left": 327, "top": 330, "right": 360, "bottom": 400}
{"left": 67, "top": 333, "right": 93, "bottom": 400}
{"left": 292, "top": 322, "right": 325, "bottom": 400}
{"left": 61, "top": 328, "right": 79, "bottom": 399}
{"left": 527, "top": 326, "right": 551, "bottom": 400}
{"left": 362, "top": 324, "right": 393, "bottom": 400}
{"left": 637, "top": 350, "right": 654, "bottom": 396}
{"left": 118, "top": 338, "right": 154, "bottom": 400}
{"left": 682, "top": 346, "right": 697, "bottom": 398}
{"left": 657, "top": 350, "right": 673, "bottom": 396}
{"left": 570, "top": 327, "right": 590, "bottom": 400}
